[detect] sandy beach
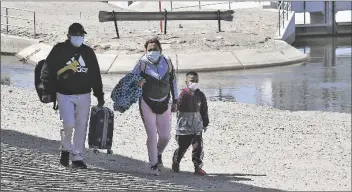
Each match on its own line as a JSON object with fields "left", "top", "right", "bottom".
{"left": 1, "top": 85, "right": 351, "bottom": 191}
{"left": 1, "top": 2, "right": 279, "bottom": 55}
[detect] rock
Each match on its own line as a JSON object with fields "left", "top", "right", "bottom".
{"left": 177, "top": 40, "right": 186, "bottom": 44}
{"left": 178, "top": 24, "right": 183, "bottom": 28}
{"left": 103, "top": 45, "right": 111, "bottom": 50}
{"left": 215, "top": 36, "right": 223, "bottom": 40}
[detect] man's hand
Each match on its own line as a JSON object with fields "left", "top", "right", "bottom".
{"left": 42, "top": 95, "right": 52, "bottom": 103}
{"left": 171, "top": 103, "right": 177, "bottom": 113}
{"left": 97, "top": 99, "right": 105, "bottom": 107}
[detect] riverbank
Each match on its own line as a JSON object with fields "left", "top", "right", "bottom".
{"left": 12, "top": 39, "right": 309, "bottom": 74}
{"left": 1, "top": 85, "right": 351, "bottom": 191}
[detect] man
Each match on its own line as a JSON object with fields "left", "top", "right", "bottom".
{"left": 41, "top": 23, "right": 105, "bottom": 169}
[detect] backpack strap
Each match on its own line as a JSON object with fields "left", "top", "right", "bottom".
{"left": 164, "top": 55, "right": 174, "bottom": 77}
{"left": 49, "top": 43, "right": 66, "bottom": 111}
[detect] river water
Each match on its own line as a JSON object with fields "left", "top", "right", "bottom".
{"left": 1, "top": 37, "right": 351, "bottom": 113}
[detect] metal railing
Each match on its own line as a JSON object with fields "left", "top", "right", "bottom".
{"left": 99, "top": 10, "right": 234, "bottom": 37}
{"left": 278, "top": 1, "right": 292, "bottom": 36}
{"left": 1, "top": 6, "right": 36, "bottom": 38}
{"left": 170, "top": 1, "right": 234, "bottom": 11}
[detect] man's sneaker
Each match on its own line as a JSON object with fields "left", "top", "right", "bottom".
{"left": 194, "top": 167, "right": 206, "bottom": 176}
{"left": 60, "top": 151, "right": 70, "bottom": 167}
{"left": 157, "top": 154, "right": 163, "bottom": 167}
{"left": 150, "top": 164, "right": 160, "bottom": 176}
{"left": 72, "top": 160, "right": 87, "bottom": 169}
{"left": 172, "top": 162, "right": 180, "bottom": 173}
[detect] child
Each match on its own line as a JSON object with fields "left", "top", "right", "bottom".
{"left": 172, "top": 71, "right": 209, "bottom": 176}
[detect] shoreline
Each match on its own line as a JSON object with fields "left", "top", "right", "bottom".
{"left": 2, "top": 34, "right": 310, "bottom": 74}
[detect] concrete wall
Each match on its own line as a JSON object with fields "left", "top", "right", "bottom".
{"left": 292, "top": 1, "right": 351, "bottom": 13}
{"left": 1, "top": 34, "right": 39, "bottom": 55}
{"left": 296, "top": 22, "right": 352, "bottom": 37}
{"left": 275, "top": 11, "right": 296, "bottom": 44}
{"left": 281, "top": 12, "right": 296, "bottom": 44}
{"left": 335, "top": 1, "right": 352, "bottom": 11}
{"left": 292, "top": 1, "right": 351, "bottom": 36}
{"left": 291, "top": 1, "right": 325, "bottom": 13}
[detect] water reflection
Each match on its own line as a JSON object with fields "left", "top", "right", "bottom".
{"left": 1, "top": 37, "right": 351, "bottom": 113}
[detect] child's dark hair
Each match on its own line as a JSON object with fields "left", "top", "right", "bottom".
{"left": 144, "top": 37, "right": 162, "bottom": 50}
{"left": 186, "top": 71, "right": 198, "bottom": 77}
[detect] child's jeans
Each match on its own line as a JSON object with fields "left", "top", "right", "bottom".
{"left": 172, "top": 133, "right": 204, "bottom": 168}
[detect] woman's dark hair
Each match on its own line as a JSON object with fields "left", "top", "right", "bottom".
{"left": 144, "top": 37, "right": 162, "bottom": 51}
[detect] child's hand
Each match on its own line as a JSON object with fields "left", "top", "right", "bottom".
{"left": 203, "top": 127, "right": 207, "bottom": 133}
{"left": 171, "top": 103, "right": 177, "bottom": 112}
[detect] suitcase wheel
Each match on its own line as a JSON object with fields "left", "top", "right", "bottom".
{"left": 107, "top": 149, "right": 113, "bottom": 155}
{"left": 93, "top": 148, "right": 100, "bottom": 154}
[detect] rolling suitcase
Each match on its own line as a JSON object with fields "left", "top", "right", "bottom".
{"left": 88, "top": 106, "right": 114, "bottom": 154}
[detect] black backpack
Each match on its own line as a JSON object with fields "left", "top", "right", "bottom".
{"left": 34, "top": 59, "right": 58, "bottom": 110}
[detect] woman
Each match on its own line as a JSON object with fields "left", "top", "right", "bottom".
{"left": 132, "top": 37, "right": 178, "bottom": 176}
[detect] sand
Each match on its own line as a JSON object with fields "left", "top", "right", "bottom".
{"left": 1, "top": 2, "right": 279, "bottom": 55}
{"left": 1, "top": 85, "right": 351, "bottom": 191}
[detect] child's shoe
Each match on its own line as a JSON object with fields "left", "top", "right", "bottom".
{"left": 194, "top": 167, "right": 206, "bottom": 176}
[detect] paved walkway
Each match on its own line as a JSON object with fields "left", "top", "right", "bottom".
{"left": 1, "top": 129, "right": 282, "bottom": 192}
{"left": 2, "top": 34, "right": 309, "bottom": 73}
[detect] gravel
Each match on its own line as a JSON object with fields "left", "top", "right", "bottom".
{"left": 1, "top": 85, "right": 351, "bottom": 191}
{"left": 1, "top": 2, "right": 280, "bottom": 55}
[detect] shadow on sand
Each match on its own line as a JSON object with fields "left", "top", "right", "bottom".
{"left": 1, "top": 129, "right": 285, "bottom": 191}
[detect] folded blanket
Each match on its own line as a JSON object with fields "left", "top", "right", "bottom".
{"left": 110, "top": 73, "right": 143, "bottom": 113}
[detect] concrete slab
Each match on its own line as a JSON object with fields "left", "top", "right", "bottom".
{"left": 16, "top": 43, "right": 119, "bottom": 73}
{"left": 96, "top": 53, "right": 118, "bottom": 74}
{"left": 11, "top": 40, "right": 310, "bottom": 74}
{"left": 1, "top": 34, "right": 40, "bottom": 54}
{"left": 108, "top": 54, "right": 143, "bottom": 73}
{"left": 279, "top": 44, "right": 308, "bottom": 60}
{"left": 15, "top": 43, "right": 52, "bottom": 65}
{"left": 176, "top": 52, "right": 242, "bottom": 72}
{"left": 234, "top": 49, "right": 290, "bottom": 69}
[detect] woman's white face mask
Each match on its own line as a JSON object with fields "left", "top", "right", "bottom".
{"left": 188, "top": 82, "right": 199, "bottom": 91}
{"left": 70, "top": 36, "right": 84, "bottom": 47}
{"left": 146, "top": 51, "right": 161, "bottom": 63}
